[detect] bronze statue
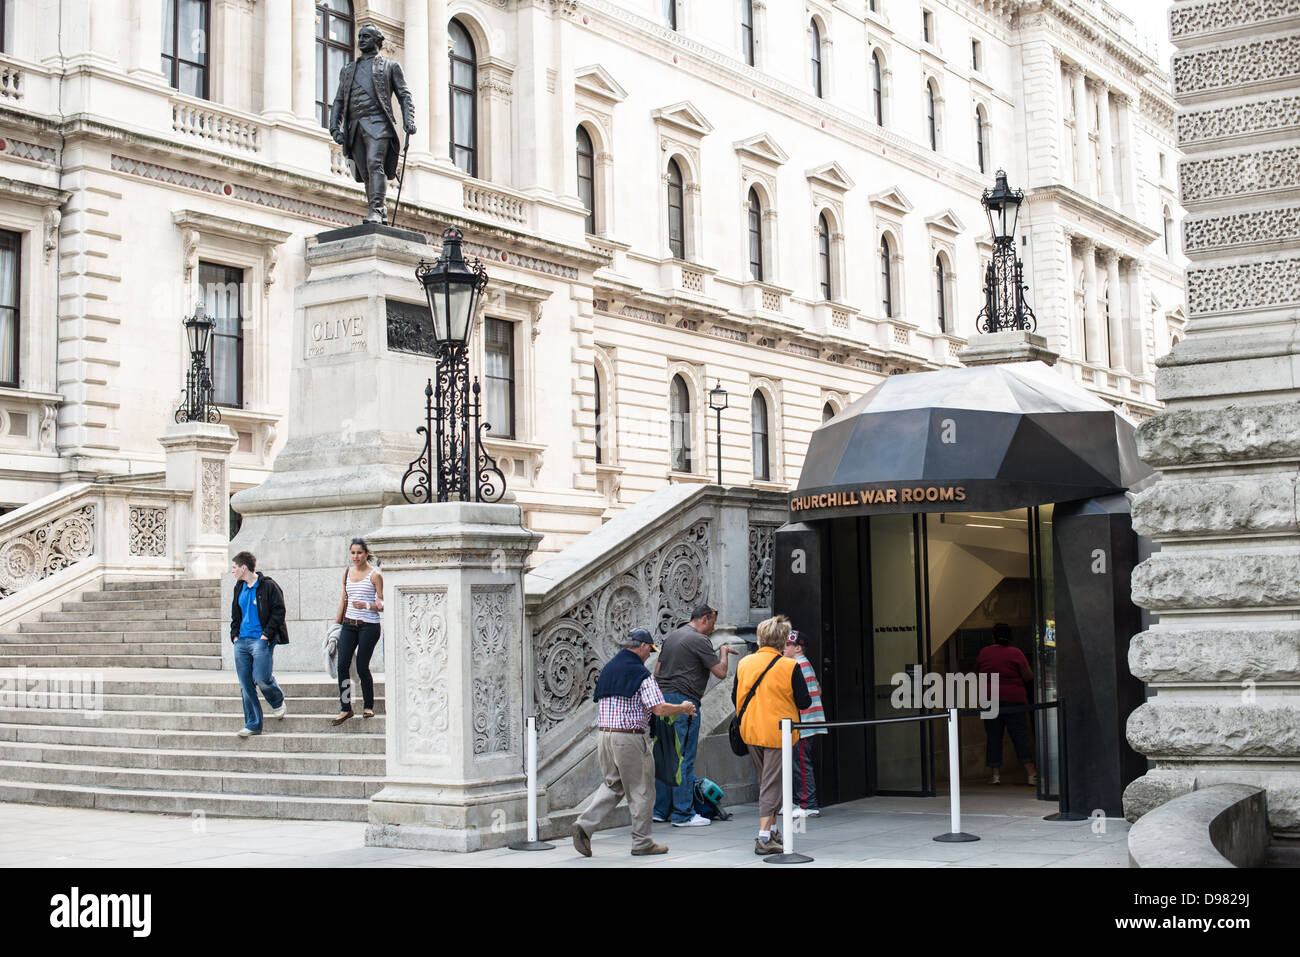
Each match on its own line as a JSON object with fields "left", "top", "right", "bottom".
{"left": 329, "top": 23, "right": 416, "bottom": 225}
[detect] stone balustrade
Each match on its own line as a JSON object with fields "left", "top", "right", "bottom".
{"left": 462, "top": 182, "right": 529, "bottom": 226}
{"left": 171, "top": 99, "right": 264, "bottom": 153}
{"left": 1, "top": 61, "right": 22, "bottom": 100}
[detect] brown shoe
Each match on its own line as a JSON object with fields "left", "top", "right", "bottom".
{"left": 571, "top": 823, "right": 591, "bottom": 857}
{"left": 754, "top": 837, "right": 783, "bottom": 855}
{"left": 631, "top": 843, "right": 669, "bottom": 856}
{"left": 331, "top": 712, "right": 354, "bottom": 727}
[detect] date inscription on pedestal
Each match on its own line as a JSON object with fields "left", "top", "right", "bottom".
{"left": 306, "top": 315, "right": 366, "bottom": 359}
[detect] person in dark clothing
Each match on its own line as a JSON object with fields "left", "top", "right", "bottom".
{"left": 976, "top": 622, "right": 1038, "bottom": 786}
{"left": 229, "top": 551, "right": 288, "bottom": 737}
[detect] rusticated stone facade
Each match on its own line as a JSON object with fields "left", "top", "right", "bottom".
{"left": 1124, "top": 0, "right": 1300, "bottom": 837}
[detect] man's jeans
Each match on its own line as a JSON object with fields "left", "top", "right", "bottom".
{"left": 653, "top": 692, "right": 701, "bottom": 823}
{"left": 233, "top": 637, "right": 284, "bottom": 732}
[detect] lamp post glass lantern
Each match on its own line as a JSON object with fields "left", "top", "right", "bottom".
{"left": 402, "top": 227, "right": 506, "bottom": 504}
{"left": 174, "top": 302, "right": 220, "bottom": 424}
{"left": 709, "top": 381, "right": 728, "bottom": 486}
{"left": 976, "top": 170, "right": 1037, "bottom": 334}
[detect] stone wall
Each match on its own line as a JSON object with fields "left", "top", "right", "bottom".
{"left": 1124, "top": 0, "right": 1300, "bottom": 837}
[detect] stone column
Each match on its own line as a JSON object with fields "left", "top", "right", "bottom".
{"left": 364, "top": 502, "right": 543, "bottom": 852}
{"left": 159, "top": 423, "right": 238, "bottom": 579}
{"left": 291, "top": 0, "right": 316, "bottom": 122}
{"left": 1080, "top": 239, "right": 1103, "bottom": 365}
{"left": 554, "top": 5, "right": 579, "bottom": 200}
{"left": 515, "top": 1, "right": 551, "bottom": 191}
{"left": 403, "top": 0, "right": 432, "bottom": 158}
{"left": 1116, "top": 92, "right": 1136, "bottom": 213}
{"left": 1073, "top": 69, "right": 1094, "bottom": 198}
{"left": 1129, "top": 260, "right": 1148, "bottom": 376}
{"left": 262, "top": 0, "right": 293, "bottom": 118}
{"left": 129, "top": 0, "right": 163, "bottom": 78}
{"left": 89, "top": 0, "right": 122, "bottom": 64}
{"left": 1104, "top": 249, "right": 1126, "bottom": 371}
{"left": 429, "top": 0, "right": 451, "bottom": 165}
{"left": 1097, "top": 84, "right": 1115, "bottom": 206}
{"left": 1125, "top": 5, "right": 1300, "bottom": 839}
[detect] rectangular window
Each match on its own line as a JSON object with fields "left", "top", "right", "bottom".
{"left": 971, "top": 39, "right": 981, "bottom": 71}
{"left": 484, "top": 317, "right": 516, "bottom": 440}
{"left": 922, "top": 10, "right": 933, "bottom": 44}
{"left": 200, "top": 262, "right": 243, "bottom": 408}
{"left": 162, "top": 0, "right": 210, "bottom": 99}
{"left": 1158, "top": 152, "right": 1166, "bottom": 180}
{"left": 0, "top": 230, "right": 18, "bottom": 387}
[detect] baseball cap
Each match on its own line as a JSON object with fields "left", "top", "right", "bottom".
{"left": 627, "top": 628, "right": 657, "bottom": 650}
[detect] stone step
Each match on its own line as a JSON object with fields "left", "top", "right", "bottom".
{"left": 0, "top": 740, "right": 385, "bottom": 776}
{"left": 0, "top": 673, "right": 385, "bottom": 698}
{"left": 16, "top": 620, "right": 218, "bottom": 634}
{"left": 0, "top": 779, "right": 370, "bottom": 821}
{"left": 0, "top": 706, "right": 387, "bottom": 733}
{"left": 6, "top": 628, "right": 219, "bottom": 643}
{"left": 102, "top": 579, "right": 221, "bottom": 592}
{"left": 0, "top": 654, "right": 223, "bottom": 669}
{"left": 9, "top": 691, "right": 383, "bottom": 715}
{"left": 0, "top": 644, "right": 220, "bottom": 659}
{"left": 44, "top": 607, "right": 220, "bottom": 622}
{"left": 0, "top": 758, "right": 382, "bottom": 799}
{"left": 0, "top": 722, "right": 385, "bottom": 754}
{"left": 82, "top": 588, "right": 219, "bottom": 603}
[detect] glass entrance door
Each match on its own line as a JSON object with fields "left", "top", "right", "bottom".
{"left": 868, "top": 513, "right": 933, "bottom": 795}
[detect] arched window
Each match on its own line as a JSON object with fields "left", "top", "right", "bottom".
{"left": 741, "top": 0, "right": 755, "bottom": 66}
{"left": 810, "top": 20, "right": 823, "bottom": 97}
{"left": 817, "top": 213, "right": 832, "bottom": 300}
{"left": 664, "top": 0, "right": 677, "bottom": 30}
{"left": 926, "top": 80, "right": 938, "bottom": 150}
{"left": 670, "top": 374, "right": 692, "bottom": 472}
{"left": 162, "top": 0, "right": 210, "bottom": 99}
{"left": 594, "top": 365, "right": 603, "bottom": 464}
{"left": 1163, "top": 206, "right": 1172, "bottom": 256}
{"left": 751, "top": 392, "right": 770, "bottom": 480}
{"left": 576, "top": 126, "right": 596, "bottom": 234}
{"left": 822, "top": 402, "right": 836, "bottom": 424}
{"left": 315, "top": 1, "right": 354, "bottom": 127}
{"left": 880, "top": 236, "right": 894, "bottom": 317}
{"left": 747, "top": 187, "right": 764, "bottom": 281}
{"left": 975, "top": 106, "right": 987, "bottom": 173}
{"left": 871, "top": 51, "right": 884, "bottom": 126}
{"left": 449, "top": 19, "right": 477, "bottom": 177}
{"left": 1103, "top": 282, "right": 1113, "bottom": 365}
{"left": 935, "top": 255, "right": 947, "bottom": 334}
{"left": 667, "top": 159, "right": 685, "bottom": 260}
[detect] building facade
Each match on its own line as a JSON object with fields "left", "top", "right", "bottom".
{"left": 0, "top": 0, "right": 1183, "bottom": 559}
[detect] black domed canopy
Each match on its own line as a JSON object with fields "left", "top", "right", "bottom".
{"left": 790, "top": 362, "right": 1153, "bottom": 519}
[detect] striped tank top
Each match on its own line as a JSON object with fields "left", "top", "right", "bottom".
{"left": 345, "top": 567, "right": 380, "bottom": 623}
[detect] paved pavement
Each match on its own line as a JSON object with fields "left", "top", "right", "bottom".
{"left": 0, "top": 791, "right": 1129, "bottom": 867}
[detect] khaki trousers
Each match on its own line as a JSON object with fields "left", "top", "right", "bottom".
{"left": 575, "top": 730, "right": 656, "bottom": 851}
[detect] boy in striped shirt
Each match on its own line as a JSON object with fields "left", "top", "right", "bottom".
{"left": 783, "top": 630, "right": 825, "bottom": 816}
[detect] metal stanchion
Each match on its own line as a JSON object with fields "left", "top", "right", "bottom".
{"left": 766, "top": 718, "right": 813, "bottom": 864}
{"left": 934, "top": 708, "right": 980, "bottom": 842}
{"left": 508, "top": 715, "right": 554, "bottom": 851}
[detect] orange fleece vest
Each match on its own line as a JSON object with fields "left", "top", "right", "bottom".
{"left": 735, "top": 647, "right": 800, "bottom": 749}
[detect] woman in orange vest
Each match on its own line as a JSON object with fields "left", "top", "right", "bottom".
{"left": 733, "top": 614, "right": 811, "bottom": 855}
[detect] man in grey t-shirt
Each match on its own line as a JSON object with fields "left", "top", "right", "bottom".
{"left": 652, "top": 604, "right": 733, "bottom": 826}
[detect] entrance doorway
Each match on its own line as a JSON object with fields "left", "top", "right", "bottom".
{"left": 819, "top": 507, "right": 1059, "bottom": 804}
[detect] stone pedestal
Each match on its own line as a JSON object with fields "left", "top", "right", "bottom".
{"left": 158, "top": 422, "right": 237, "bottom": 579}
{"left": 956, "top": 330, "right": 1058, "bottom": 367}
{"left": 229, "top": 226, "right": 439, "bottom": 670}
{"left": 363, "top": 502, "right": 544, "bottom": 852}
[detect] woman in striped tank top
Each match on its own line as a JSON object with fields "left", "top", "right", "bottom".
{"left": 332, "top": 538, "right": 384, "bottom": 726}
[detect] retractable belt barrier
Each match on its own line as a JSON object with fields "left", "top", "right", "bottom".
{"left": 767, "top": 698, "right": 1071, "bottom": 865}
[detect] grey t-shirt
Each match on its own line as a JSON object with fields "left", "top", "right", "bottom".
{"left": 656, "top": 624, "right": 720, "bottom": 701}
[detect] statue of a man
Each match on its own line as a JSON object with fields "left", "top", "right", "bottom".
{"left": 329, "top": 23, "right": 416, "bottom": 225}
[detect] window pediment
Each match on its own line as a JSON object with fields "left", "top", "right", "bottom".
{"left": 651, "top": 101, "right": 714, "bottom": 138}
{"left": 805, "top": 161, "right": 855, "bottom": 193}
{"left": 869, "top": 187, "right": 913, "bottom": 217}
{"left": 575, "top": 64, "right": 628, "bottom": 104}
{"left": 924, "top": 209, "right": 966, "bottom": 236}
{"left": 734, "top": 133, "right": 789, "bottom": 166}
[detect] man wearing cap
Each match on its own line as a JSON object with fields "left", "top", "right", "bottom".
{"left": 653, "top": 604, "right": 733, "bottom": 827}
{"left": 572, "top": 628, "right": 697, "bottom": 857}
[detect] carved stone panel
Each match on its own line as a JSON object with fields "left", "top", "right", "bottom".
{"left": 0, "top": 505, "right": 95, "bottom": 597}
{"left": 534, "top": 519, "right": 710, "bottom": 731}
{"left": 470, "top": 585, "right": 514, "bottom": 757}
{"left": 201, "top": 460, "right": 225, "bottom": 534}
{"left": 129, "top": 507, "right": 168, "bottom": 557}
{"left": 400, "top": 587, "right": 450, "bottom": 758}
{"left": 749, "top": 523, "right": 777, "bottom": 609}
{"left": 386, "top": 298, "right": 437, "bottom": 357}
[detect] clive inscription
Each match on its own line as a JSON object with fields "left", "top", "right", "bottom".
{"left": 305, "top": 314, "right": 366, "bottom": 358}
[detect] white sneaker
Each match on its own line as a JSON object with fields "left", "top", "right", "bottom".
{"left": 236, "top": 727, "right": 259, "bottom": 738}
{"left": 805, "top": 808, "right": 821, "bottom": 818}
{"left": 268, "top": 700, "right": 287, "bottom": 719}
{"left": 652, "top": 816, "right": 668, "bottom": 823}
{"left": 672, "top": 814, "right": 711, "bottom": 827}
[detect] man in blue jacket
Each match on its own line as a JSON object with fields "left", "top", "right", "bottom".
{"left": 229, "top": 551, "right": 288, "bottom": 737}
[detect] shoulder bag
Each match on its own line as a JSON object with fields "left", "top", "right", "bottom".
{"left": 728, "top": 654, "right": 783, "bottom": 757}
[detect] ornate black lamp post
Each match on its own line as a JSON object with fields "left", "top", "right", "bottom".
{"left": 708, "top": 381, "right": 728, "bottom": 486}
{"left": 174, "top": 302, "right": 220, "bottom": 424}
{"left": 401, "top": 227, "right": 505, "bottom": 504}
{"left": 976, "top": 170, "right": 1037, "bottom": 334}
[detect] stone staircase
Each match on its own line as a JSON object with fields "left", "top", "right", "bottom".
{"left": 0, "top": 579, "right": 224, "bottom": 669}
{"left": 0, "top": 670, "right": 386, "bottom": 821}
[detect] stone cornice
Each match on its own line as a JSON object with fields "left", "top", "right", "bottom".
{"left": 1027, "top": 183, "right": 1160, "bottom": 246}
{"left": 0, "top": 175, "right": 68, "bottom": 207}
{"left": 172, "top": 209, "right": 292, "bottom": 247}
